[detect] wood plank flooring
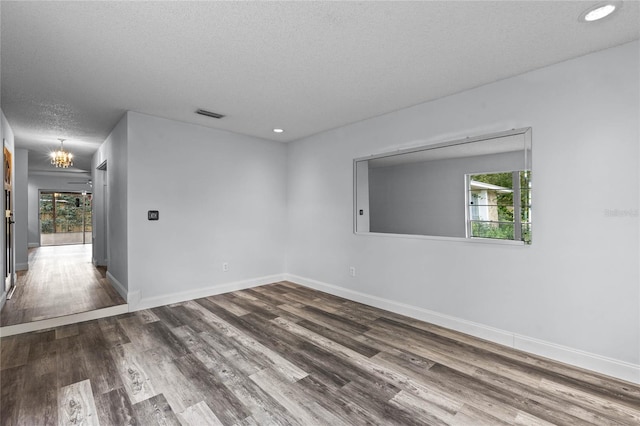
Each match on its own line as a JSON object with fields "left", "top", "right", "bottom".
{"left": 1, "top": 281, "right": 639, "bottom": 425}
{"left": 0, "top": 245, "right": 126, "bottom": 326}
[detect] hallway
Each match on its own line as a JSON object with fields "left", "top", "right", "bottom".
{"left": 0, "top": 244, "right": 126, "bottom": 326}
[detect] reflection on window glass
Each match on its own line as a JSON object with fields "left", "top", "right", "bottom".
{"left": 467, "top": 171, "right": 531, "bottom": 244}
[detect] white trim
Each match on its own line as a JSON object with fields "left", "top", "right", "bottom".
{"left": 93, "top": 258, "right": 108, "bottom": 267}
{"left": 3, "top": 271, "right": 636, "bottom": 384}
{"left": 106, "top": 271, "right": 128, "bottom": 301}
{"left": 0, "top": 304, "right": 129, "bottom": 337}
{"left": 354, "top": 127, "right": 531, "bottom": 162}
{"left": 28, "top": 242, "right": 39, "bottom": 248}
{"left": 128, "top": 291, "right": 141, "bottom": 308}
{"left": 354, "top": 231, "right": 526, "bottom": 246}
{"left": 129, "top": 274, "right": 287, "bottom": 312}
{"left": 513, "top": 334, "right": 639, "bottom": 384}
{"left": 285, "top": 274, "right": 640, "bottom": 384}
{"left": 16, "top": 263, "right": 28, "bottom": 271}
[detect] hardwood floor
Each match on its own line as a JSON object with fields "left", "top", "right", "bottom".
{"left": 0, "top": 245, "right": 126, "bottom": 326}
{"left": 1, "top": 281, "right": 639, "bottom": 425}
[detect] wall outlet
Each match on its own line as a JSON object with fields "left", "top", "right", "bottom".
{"left": 222, "top": 262, "right": 229, "bottom": 272}
{"left": 349, "top": 266, "right": 356, "bottom": 277}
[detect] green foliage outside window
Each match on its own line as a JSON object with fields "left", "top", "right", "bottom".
{"left": 469, "top": 171, "right": 531, "bottom": 244}
{"left": 470, "top": 172, "right": 514, "bottom": 222}
{"left": 39, "top": 192, "right": 92, "bottom": 234}
{"left": 471, "top": 221, "right": 515, "bottom": 240}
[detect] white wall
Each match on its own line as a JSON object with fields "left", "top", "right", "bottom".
{"left": 26, "top": 172, "right": 92, "bottom": 247}
{"left": 92, "top": 113, "right": 128, "bottom": 293}
{"left": 7, "top": 40, "right": 635, "bottom": 382}
{"left": 355, "top": 161, "right": 370, "bottom": 232}
{"left": 126, "top": 112, "right": 287, "bottom": 304}
{"left": 286, "top": 41, "right": 639, "bottom": 379}
{"left": 1, "top": 110, "right": 15, "bottom": 301}
{"left": 14, "top": 149, "right": 28, "bottom": 270}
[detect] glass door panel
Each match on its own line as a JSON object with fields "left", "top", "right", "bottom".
{"left": 40, "top": 191, "right": 93, "bottom": 246}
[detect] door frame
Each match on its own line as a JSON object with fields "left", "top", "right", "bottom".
{"left": 4, "top": 140, "right": 15, "bottom": 298}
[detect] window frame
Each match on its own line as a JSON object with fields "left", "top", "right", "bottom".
{"left": 465, "top": 170, "right": 531, "bottom": 244}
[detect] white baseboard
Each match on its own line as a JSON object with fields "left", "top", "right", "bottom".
{"left": 0, "top": 304, "right": 129, "bottom": 337}
{"left": 4, "top": 269, "right": 636, "bottom": 384}
{"left": 512, "top": 335, "right": 640, "bottom": 385}
{"left": 106, "top": 271, "right": 128, "bottom": 301}
{"left": 285, "top": 274, "right": 640, "bottom": 385}
{"left": 129, "top": 274, "right": 287, "bottom": 312}
{"left": 16, "top": 263, "right": 28, "bottom": 271}
{"left": 128, "top": 290, "right": 141, "bottom": 308}
{"left": 28, "top": 242, "right": 39, "bottom": 248}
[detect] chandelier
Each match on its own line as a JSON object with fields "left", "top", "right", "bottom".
{"left": 51, "top": 138, "right": 74, "bottom": 168}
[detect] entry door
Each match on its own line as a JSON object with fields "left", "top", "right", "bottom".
{"left": 4, "top": 144, "right": 14, "bottom": 294}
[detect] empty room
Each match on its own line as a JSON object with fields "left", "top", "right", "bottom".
{"left": 1, "top": 1, "right": 639, "bottom": 425}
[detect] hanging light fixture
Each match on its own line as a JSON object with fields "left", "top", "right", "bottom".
{"left": 51, "top": 138, "right": 74, "bottom": 168}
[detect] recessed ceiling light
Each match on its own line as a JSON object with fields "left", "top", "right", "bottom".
{"left": 273, "top": 128, "right": 284, "bottom": 133}
{"left": 580, "top": 2, "right": 619, "bottom": 22}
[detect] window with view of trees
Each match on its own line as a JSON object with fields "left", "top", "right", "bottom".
{"left": 466, "top": 171, "right": 531, "bottom": 244}
{"left": 39, "top": 191, "right": 92, "bottom": 246}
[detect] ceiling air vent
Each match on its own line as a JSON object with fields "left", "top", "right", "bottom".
{"left": 196, "top": 109, "right": 225, "bottom": 119}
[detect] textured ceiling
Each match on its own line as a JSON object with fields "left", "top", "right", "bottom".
{"left": 1, "top": 1, "right": 639, "bottom": 173}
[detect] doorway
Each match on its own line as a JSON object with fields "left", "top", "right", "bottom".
{"left": 0, "top": 244, "right": 126, "bottom": 326}
{"left": 4, "top": 144, "right": 15, "bottom": 298}
{"left": 39, "top": 191, "right": 92, "bottom": 246}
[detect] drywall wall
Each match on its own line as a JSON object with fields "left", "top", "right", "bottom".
{"left": 26, "top": 172, "right": 92, "bottom": 247}
{"left": 355, "top": 161, "right": 370, "bottom": 232}
{"left": 126, "top": 112, "right": 287, "bottom": 303}
{"left": 14, "top": 149, "right": 28, "bottom": 270}
{"left": 368, "top": 151, "right": 522, "bottom": 237}
{"left": 92, "top": 113, "right": 128, "bottom": 293}
{"left": 286, "top": 41, "right": 639, "bottom": 375}
{"left": 0, "top": 110, "right": 15, "bottom": 300}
